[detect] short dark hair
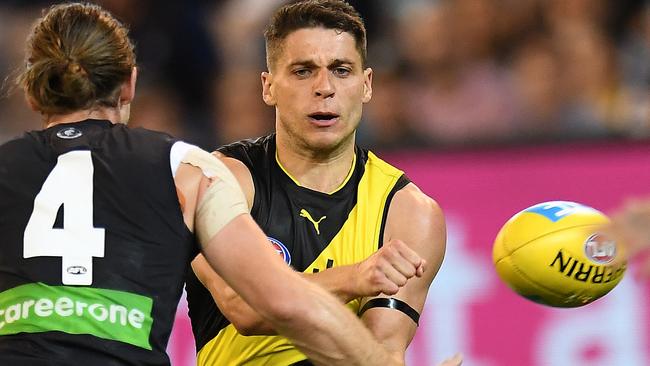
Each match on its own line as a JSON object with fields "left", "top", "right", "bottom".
{"left": 264, "top": 0, "right": 367, "bottom": 70}
{"left": 18, "top": 2, "right": 136, "bottom": 115}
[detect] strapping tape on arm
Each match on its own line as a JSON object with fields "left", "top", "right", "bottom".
{"left": 180, "top": 145, "right": 249, "bottom": 246}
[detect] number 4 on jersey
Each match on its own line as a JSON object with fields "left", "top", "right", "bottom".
{"left": 23, "top": 151, "right": 105, "bottom": 285}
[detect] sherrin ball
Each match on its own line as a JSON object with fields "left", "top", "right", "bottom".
{"left": 493, "top": 201, "right": 626, "bottom": 308}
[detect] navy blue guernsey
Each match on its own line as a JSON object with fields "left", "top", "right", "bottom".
{"left": 0, "top": 120, "right": 198, "bottom": 365}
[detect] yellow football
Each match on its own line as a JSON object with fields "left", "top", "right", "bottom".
{"left": 493, "top": 201, "right": 626, "bottom": 307}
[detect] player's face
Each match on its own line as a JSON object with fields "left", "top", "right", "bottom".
{"left": 263, "top": 27, "right": 372, "bottom": 154}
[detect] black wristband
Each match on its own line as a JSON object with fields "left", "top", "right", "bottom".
{"left": 358, "top": 298, "right": 420, "bottom": 325}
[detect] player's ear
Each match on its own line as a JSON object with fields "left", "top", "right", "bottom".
{"left": 261, "top": 71, "right": 276, "bottom": 106}
{"left": 362, "top": 67, "right": 372, "bottom": 104}
{"left": 24, "top": 93, "right": 39, "bottom": 112}
{"left": 119, "top": 67, "right": 137, "bottom": 105}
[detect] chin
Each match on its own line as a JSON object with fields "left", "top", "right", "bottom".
{"left": 305, "top": 130, "right": 352, "bottom": 152}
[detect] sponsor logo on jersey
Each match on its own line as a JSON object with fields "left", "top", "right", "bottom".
{"left": 268, "top": 237, "right": 291, "bottom": 265}
{"left": 525, "top": 201, "right": 598, "bottom": 222}
{"left": 56, "top": 127, "right": 83, "bottom": 139}
{"left": 299, "top": 209, "right": 326, "bottom": 235}
{"left": 584, "top": 233, "right": 616, "bottom": 264}
{"left": 0, "top": 282, "right": 154, "bottom": 350}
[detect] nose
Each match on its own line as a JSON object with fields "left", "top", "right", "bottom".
{"left": 313, "top": 70, "right": 335, "bottom": 99}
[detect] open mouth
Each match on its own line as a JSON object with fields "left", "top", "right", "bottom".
{"left": 308, "top": 112, "right": 339, "bottom": 125}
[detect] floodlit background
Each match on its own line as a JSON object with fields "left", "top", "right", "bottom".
{"left": 1, "top": 1, "right": 649, "bottom": 365}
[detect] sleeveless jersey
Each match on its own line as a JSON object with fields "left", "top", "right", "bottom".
{"left": 186, "top": 134, "right": 410, "bottom": 365}
{"left": 0, "top": 120, "right": 198, "bottom": 365}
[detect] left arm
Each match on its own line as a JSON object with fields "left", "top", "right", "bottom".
{"left": 359, "top": 183, "right": 447, "bottom": 362}
{"left": 191, "top": 245, "right": 423, "bottom": 336}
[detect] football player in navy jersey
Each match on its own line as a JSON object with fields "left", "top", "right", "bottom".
{"left": 0, "top": 3, "right": 419, "bottom": 365}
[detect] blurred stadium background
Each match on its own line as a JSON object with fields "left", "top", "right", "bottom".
{"left": 1, "top": 1, "right": 649, "bottom": 365}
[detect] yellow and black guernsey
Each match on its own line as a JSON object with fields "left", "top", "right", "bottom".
{"left": 185, "top": 134, "right": 410, "bottom": 366}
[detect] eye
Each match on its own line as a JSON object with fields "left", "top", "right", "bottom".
{"left": 293, "top": 68, "right": 312, "bottom": 78}
{"left": 333, "top": 67, "right": 351, "bottom": 77}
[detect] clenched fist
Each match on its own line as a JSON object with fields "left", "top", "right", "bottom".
{"left": 353, "top": 239, "right": 426, "bottom": 296}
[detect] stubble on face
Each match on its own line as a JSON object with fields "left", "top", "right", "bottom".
{"left": 268, "top": 27, "right": 372, "bottom": 159}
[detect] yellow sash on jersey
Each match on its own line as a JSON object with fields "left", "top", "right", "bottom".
{"left": 197, "top": 152, "right": 404, "bottom": 366}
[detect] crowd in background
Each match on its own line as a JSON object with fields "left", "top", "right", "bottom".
{"left": 0, "top": 0, "right": 648, "bottom": 150}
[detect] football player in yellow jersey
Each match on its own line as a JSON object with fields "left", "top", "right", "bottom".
{"left": 189, "top": 1, "right": 461, "bottom": 365}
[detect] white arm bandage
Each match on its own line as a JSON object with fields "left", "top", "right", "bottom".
{"left": 179, "top": 145, "right": 250, "bottom": 247}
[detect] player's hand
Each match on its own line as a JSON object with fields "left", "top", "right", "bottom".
{"left": 353, "top": 239, "right": 426, "bottom": 296}
{"left": 610, "top": 198, "right": 650, "bottom": 254}
{"left": 608, "top": 198, "right": 650, "bottom": 277}
{"left": 436, "top": 353, "right": 463, "bottom": 366}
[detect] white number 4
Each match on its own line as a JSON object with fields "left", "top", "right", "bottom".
{"left": 23, "top": 151, "right": 105, "bottom": 285}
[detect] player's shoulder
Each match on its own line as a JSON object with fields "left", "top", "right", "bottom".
{"left": 392, "top": 182, "right": 443, "bottom": 219}
{"left": 0, "top": 132, "right": 41, "bottom": 160}
{"left": 218, "top": 154, "right": 252, "bottom": 179}
{"left": 362, "top": 148, "right": 441, "bottom": 219}
{"left": 217, "top": 134, "right": 274, "bottom": 159}
{"left": 118, "top": 125, "right": 175, "bottom": 144}
{"left": 0, "top": 134, "right": 27, "bottom": 151}
{"left": 385, "top": 183, "right": 445, "bottom": 254}
{"left": 108, "top": 125, "right": 179, "bottom": 160}
{"left": 361, "top": 148, "right": 428, "bottom": 212}
{"left": 364, "top": 149, "right": 405, "bottom": 179}
{"left": 216, "top": 135, "right": 275, "bottom": 184}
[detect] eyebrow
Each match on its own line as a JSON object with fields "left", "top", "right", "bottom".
{"left": 329, "top": 58, "right": 356, "bottom": 68}
{"left": 287, "top": 58, "right": 357, "bottom": 69}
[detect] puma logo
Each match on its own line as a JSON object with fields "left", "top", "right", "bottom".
{"left": 300, "top": 209, "right": 326, "bottom": 235}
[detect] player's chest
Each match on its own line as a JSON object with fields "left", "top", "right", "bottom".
{"left": 258, "top": 189, "right": 365, "bottom": 271}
